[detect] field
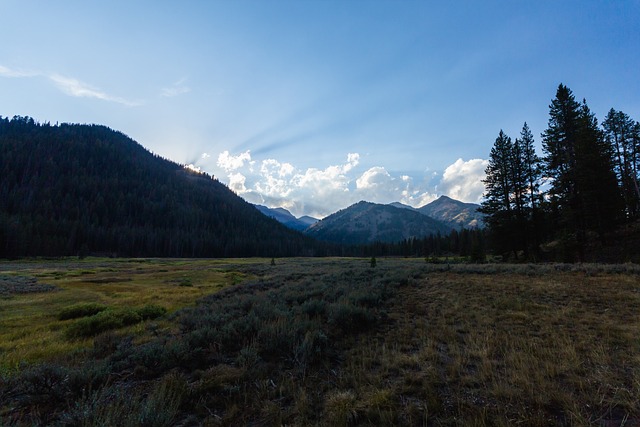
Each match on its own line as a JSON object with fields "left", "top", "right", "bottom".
{"left": 1, "top": 258, "right": 639, "bottom": 426}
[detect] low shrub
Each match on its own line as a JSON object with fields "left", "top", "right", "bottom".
{"left": 300, "top": 298, "right": 327, "bottom": 317}
{"left": 67, "top": 308, "right": 142, "bottom": 338}
{"left": 136, "top": 304, "right": 167, "bottom": 320}
{"left": 58, "top": 302, "right": 108, "bottom": 320}
{"left": 328, "top": 300, "right": 376, "bottom": 333}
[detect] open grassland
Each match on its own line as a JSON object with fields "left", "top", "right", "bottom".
{"left": 1, "top": 258, "right": 639, "bottom": 426}
{"left": 0, "top": 258, "right": 248, "bottom": 371}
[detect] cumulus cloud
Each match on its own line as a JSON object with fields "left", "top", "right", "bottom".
{"left": 0, "top": 64, "right": 140, "bottom": 106}
{"left": 437, "top": 158, "right": 488, "bottom": 203}
{"left": 228, "top": 172, "right": 247, "bottom": 193}
{"left": 217, "top": 150, "right": 252, "bottom": 172}
{"left": 356, "top": 166, "right": 392, "bottom": 189}
{"left": 214, "top": 150, "right": 486, "bottom": 218}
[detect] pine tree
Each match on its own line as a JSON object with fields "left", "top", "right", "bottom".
{"left": 574, "top": 101, "right": 622, "bottom": 235}
{"left": 518, "top": 122, "right": 543, "bottom": 257}
{"left": 480, "top": 130, "right": 519, "bottom": 258}
{"left": 481, "top": 125, "right": 543, "bottom": 259}
{"left": 603, "top": 109, "right": 640, "bottom": 219}
{"left": 542, "top": 84, "right": 623, "bottom": 260}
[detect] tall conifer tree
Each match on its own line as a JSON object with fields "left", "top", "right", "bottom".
{"left": 603, "top": 109, "right": 640, "bottom": 219}
{"left": 518, "top": 122, "right": 542, "bottom": 256}
{"left": 542, "top": 84, "right": 623, "bottom": 260}
{"left": 480, "top": 130, "right": 520, "bottom": 258}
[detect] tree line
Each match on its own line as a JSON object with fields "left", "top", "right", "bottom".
{"left": 480, "top": 84, "right": 640, "bottom": 262}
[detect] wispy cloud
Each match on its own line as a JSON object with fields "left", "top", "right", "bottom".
{"left": 0, "top": 64, "right": 141, "bottom": 107}
{"left": 0, "top": 65, "right": 38, "bottom": 78}
{"left": 48, "top": 74, "right": 141, "bottom": 106}
{"left": 161, "top": 78, "right": 190, "bottom": 98}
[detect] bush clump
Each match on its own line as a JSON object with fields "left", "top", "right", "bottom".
{"left": 58, "top": 302, "right": 108, "bottom": 320}
{"left": 67, "top": 308, "right": 142, "bottom": 338}
{"left": 136, "top": 304, "right": 168, "bottom": 320}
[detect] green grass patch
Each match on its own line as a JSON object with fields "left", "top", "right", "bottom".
{"left": 0, "top": 258, "right": 246, "bottom": 370}
{"left": 67, "top": 308, "right": 142, "bottom": 338}
{"left": 58, "top": 302, "right": 108, "bottom": 320}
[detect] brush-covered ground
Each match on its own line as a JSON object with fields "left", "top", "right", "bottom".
{"left": 1, "top": 258, "right": 639, "bottom": 426}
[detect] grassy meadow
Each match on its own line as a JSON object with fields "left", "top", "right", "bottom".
{"left": 1, "top": 258, "right": 639, "bottom": 426}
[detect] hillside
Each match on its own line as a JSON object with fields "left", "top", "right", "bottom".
{"left": 0, "top": 116, "right": 319, "bottom": 258}
{"left": 305, "top": 201, "right": 451, "bottom": 244}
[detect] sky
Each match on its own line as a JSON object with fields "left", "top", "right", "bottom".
{"left": 1, "top": 1, "right": 639, "bottom": 218}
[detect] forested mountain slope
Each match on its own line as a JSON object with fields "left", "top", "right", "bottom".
{"left": 0, "top": 116, "right": 319, "bottom": 258}
{"left": 305, "top": 201, "right": 451, "bottom": 244}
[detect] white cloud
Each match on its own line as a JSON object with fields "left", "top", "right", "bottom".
{"left": 217, "top": 150, "right": 252, "bottom": 172}
{"left": 228, "top": 172, "right": 247, "bottom": 193}
{"left": 1, "top": 64, "right": 140, "bottom": 106}
{"left": 356, "top": 166, "right": 392, "bottom": 189}
{"left": 184, "top": 164, "right": 201, "bottom": 173}
{"left": 201, "top": 152, "right": 211, "bottom": 159}
{"left": 161, "top": 78, "right": 191, "bottom": 97}
{"left": 0, "top": 65, "right": 37, "bottom": 78}
{"left": 48, "top": 74, "right": 141, "bottom": 106}
{"left": 214, "top": 150, "right": 486, "bottom": 218}
{"left": 255, "top": 159, "right": 295, "bottom": 198}
{"left": 437, "top": 158, "right": 488, "bottom": 203}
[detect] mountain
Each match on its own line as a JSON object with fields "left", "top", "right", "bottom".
{"left": 0, "top": 116, "right": 320, "bottom": 258}
{"left": 304, "top": 201, "right": 451, "bottom": 245}
{"left": 388, "top": 202, "right": 416, "bottom": 211}
{"left": 418, "top": 196, "right": 484, "bottom": 229}
{"left": 254, "top": 205, "right": 318, "bottom": 231}
{"left": 298, "top": 215, "right": 319, "bottom": 228}
{"left": 389, "top": 197, "right": 484, "bottom": 229}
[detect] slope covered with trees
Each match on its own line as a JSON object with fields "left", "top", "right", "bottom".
{"left": 304, "top": 201, "right": 451, "bottom": 245}
{"left": 0, "top": 116, "right": 321, "bottom": 258}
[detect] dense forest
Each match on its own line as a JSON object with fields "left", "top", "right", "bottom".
{"left": 0, "top": 117, "right": 326, "bottom": 258}
{"left": 481, "top": 84, "right": 640, "bottom": 262}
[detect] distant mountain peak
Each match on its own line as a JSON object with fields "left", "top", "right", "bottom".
{"left": 418, "top": 195, "right": 484, "bottom": 229}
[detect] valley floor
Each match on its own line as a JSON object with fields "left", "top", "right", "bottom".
{"left": 1, "top": 258, "right": 639, "bottom": 426}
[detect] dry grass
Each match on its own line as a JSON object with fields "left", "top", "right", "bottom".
{"left": 1, "top": 258, "right": 639, "bottom": 426}
{"left": 332, "top": 266, "right": 640, "bottom": 426}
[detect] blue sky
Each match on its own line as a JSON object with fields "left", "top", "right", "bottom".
{"left": 2, "top": 1, "right": 639, "bottom": 218}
